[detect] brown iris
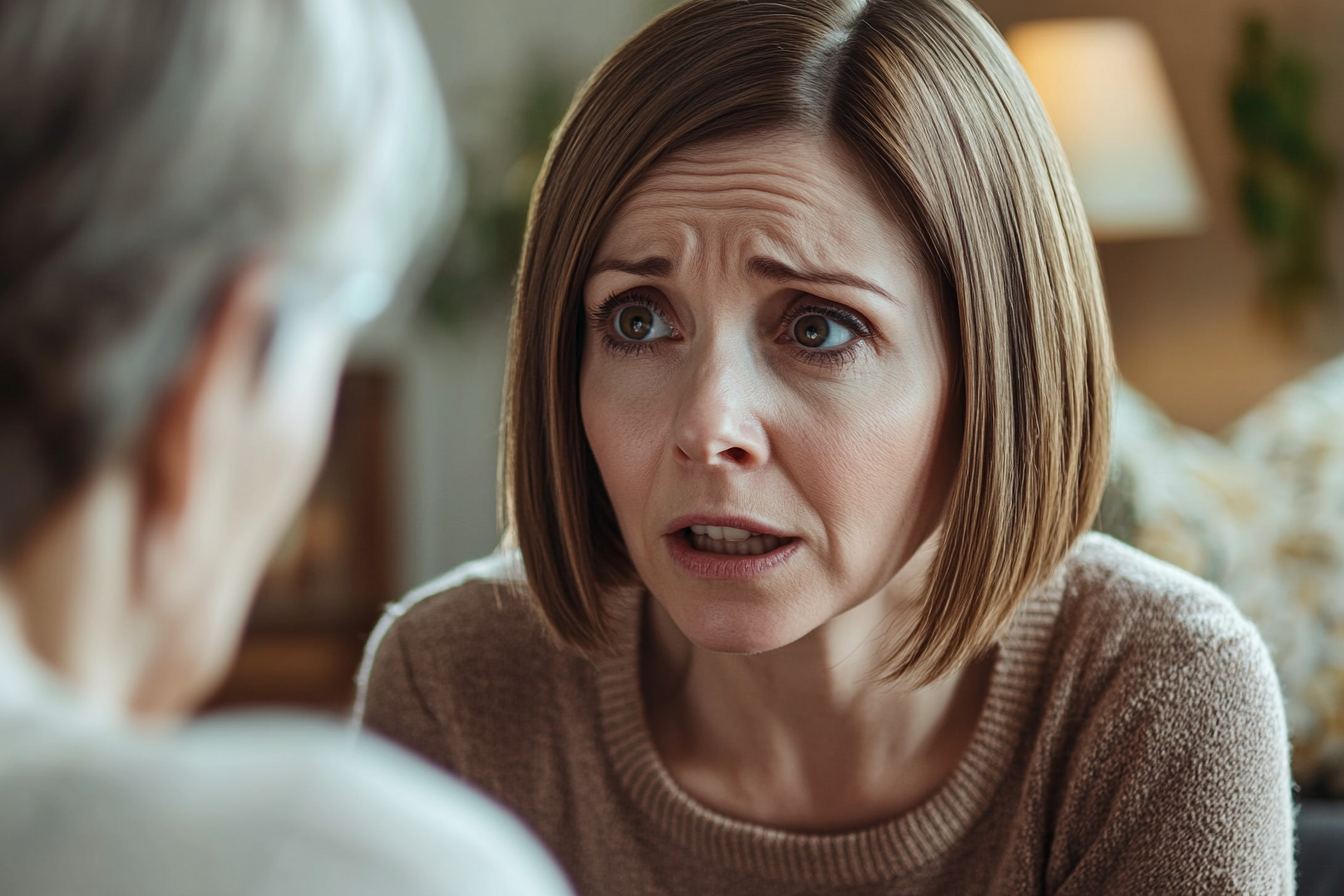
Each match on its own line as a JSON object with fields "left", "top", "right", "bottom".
{"left": 793, "top": 313, "right": 830, "bottom": 348}
{"left": 616, "top": 305, "right": 655, "bottom": 340}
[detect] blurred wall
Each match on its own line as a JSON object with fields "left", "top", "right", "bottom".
{"left": 360, "top": 0, "right": 657, "bottom": 591}
{"left": 374, "top": 0, "right": 1343, "bottom": 592}
{"left": 407, "top": 0, "right": 657, "bottom": 153}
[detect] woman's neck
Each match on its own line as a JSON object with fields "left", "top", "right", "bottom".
{"left": 0, "top": 472, "right": 155, "bottom": 720}
{"left": 642, "top": 589, "right": 995, "bottom": 832}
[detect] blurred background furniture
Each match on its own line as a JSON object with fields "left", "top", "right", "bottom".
{"left": 1104, "top": 363, "right": 1344, "bottom": 797}
{"left": 207, "top": 369, "right": 399, "bottom": 712}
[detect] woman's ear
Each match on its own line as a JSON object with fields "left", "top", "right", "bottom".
{"left": 134, "top": 261, "right": 277, "bottom": 587}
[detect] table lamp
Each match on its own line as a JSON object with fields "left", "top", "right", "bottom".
{"left": 1006, "top": 18, "right": 1207, "bottom": 240}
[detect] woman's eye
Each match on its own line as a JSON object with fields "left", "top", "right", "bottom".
{"left": 613, "top": 303, "right": 673, "bottom": 342}
{"left": 791, "top": 313, "right": 856, "bottom": 349}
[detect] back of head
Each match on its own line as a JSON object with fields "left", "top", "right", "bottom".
{"left": 508, "top": 0, "right": 1112, "bottom": 683}
{"left": 0, "top": 0, "right": 449, "bottom": 558}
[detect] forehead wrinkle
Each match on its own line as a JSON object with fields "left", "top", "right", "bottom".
{"left": 590, "top": 214, "right": 701, "bottom": 282}
{"left": 617, "top": 185, "right": 828, "bottom": 230}
{"left": 623, "top": 152, "right": 836, "bottom": 212}
{"left": 599, "top": 136, "right": 922, "bottom": 295}
{"left": 630, "top": 159, "right": 833, "bottom": 197}
{"left": 604, "top": 196, "right": 887, "bottom": 295}
{"left": 610, "top": 181, "right": 836, "bottom": 264}
{"left": 654, "top": 148, "right": 819, "bottom": 176}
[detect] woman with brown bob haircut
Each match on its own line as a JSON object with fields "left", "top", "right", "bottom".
{"left": 359, "top": 0, "right": 1293, "bottom": 891}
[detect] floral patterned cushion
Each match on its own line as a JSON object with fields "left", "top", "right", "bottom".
{"left": 1226, "top": 356, "right": 1344, "bottom": 794}
{"left": 1102, "top": 360, "right": 1344, "bottom": 794}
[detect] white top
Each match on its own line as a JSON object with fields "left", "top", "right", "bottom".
{"left": 0, "top": 610, "right": 573, "bottom": 896}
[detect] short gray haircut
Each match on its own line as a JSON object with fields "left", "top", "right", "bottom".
{"left": 0, "top": 0, "right": 450, "bottom": 556}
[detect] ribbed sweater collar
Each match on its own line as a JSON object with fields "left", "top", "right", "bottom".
{"left": 596, "top": 576, "right": 1064, "bottom": 887}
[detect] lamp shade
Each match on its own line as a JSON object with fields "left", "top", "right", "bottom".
{"left": 1007, "top": 18, "right": 1207, "bottom": 241}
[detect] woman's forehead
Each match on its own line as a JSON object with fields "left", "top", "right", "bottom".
{"left": 594, "top": 131, "right": 921, "bottom": 277}
{"left": 619, "top": 132, "right": 862, "bottom": 215}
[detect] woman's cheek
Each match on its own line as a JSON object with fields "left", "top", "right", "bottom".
{"left": 581, "top": 363, "right": 665, "bottom": 517}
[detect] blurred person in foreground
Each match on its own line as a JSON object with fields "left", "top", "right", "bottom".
{"left": 0, "top": 1, "right": 571, "bottom": 894}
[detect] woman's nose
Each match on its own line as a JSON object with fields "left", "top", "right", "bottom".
{"left": 670, "top": 354, "right": 768, "bottom": 469}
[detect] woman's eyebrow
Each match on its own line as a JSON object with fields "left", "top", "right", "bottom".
{"left": 587, "top": 256, "right": 673, "bottom": 279}
{"left": 747, "top": 255, "right": 897, "bottom": 303}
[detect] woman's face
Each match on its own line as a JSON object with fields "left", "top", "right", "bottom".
{"left": 580, "top": 131, "right": 959, "bottom": 655}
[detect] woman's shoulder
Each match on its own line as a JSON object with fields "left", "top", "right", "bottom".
{"left": 1007, "top": 532, "right": 1283, "bottom": 781}
{"left": 1046, "top": 532, "right": 1282, "bottom": 730}
{"left": 1011, "top": 533, "right": 1293, "bottom": 891}
{"left": 1045, "top": 533, "right": 1287, "bottom": 790}
{"left": 1056, "top": 531, "right": 1266, "bottom": 662}
{"left": 354, "top": 551, "right": 591, "bottom": 772}
{"left": 369, "top": 550, "right": 543, "bottom": 649}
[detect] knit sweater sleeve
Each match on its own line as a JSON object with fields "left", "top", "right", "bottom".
{"left": 1047, "top": 597, "right": 1294, "bottom": 895}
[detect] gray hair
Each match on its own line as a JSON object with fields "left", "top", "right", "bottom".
{"left": 0, "top": 0, "right": 450, "bottom": 556}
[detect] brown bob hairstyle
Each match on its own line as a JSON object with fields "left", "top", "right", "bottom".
{"left": 505, "top": 0, "right": 1112, "bottom": 683}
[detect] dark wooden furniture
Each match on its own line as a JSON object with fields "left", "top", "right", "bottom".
{"left": 206, "top": 368, "right": 398, "bottom": 714}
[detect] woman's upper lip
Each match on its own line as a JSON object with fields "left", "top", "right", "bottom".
{"left": 663, "top": 514, "right": 793, "bottom": 538}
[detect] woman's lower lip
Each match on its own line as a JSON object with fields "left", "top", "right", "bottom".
{"left": 663, "top": 529, "right": 801, "bottom": 579}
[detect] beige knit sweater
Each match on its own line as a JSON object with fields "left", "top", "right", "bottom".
{"left": 356, "top": 534, "right": 1294, "bottom": 895}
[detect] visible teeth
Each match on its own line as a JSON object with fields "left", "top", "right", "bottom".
{"left": 690, "top": 532, "right": 785, "bottom": 556}
{"left": 687, "top": 524, "right": 754, "bottom": 541}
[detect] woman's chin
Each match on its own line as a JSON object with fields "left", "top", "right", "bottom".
{"left": 659, "top": 598, "right": 820, "bottom": 656}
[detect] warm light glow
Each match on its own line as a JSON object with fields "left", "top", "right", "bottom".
{"left": 1007, "top": 18, "right": 1207, "bottom": 241}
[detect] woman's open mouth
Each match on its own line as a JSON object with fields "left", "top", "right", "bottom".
{"left": 663, "top": 516, "right": 800, "bottom": 578}
{"left": 685, "top": 525, "right": 789, "bottom": 556}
